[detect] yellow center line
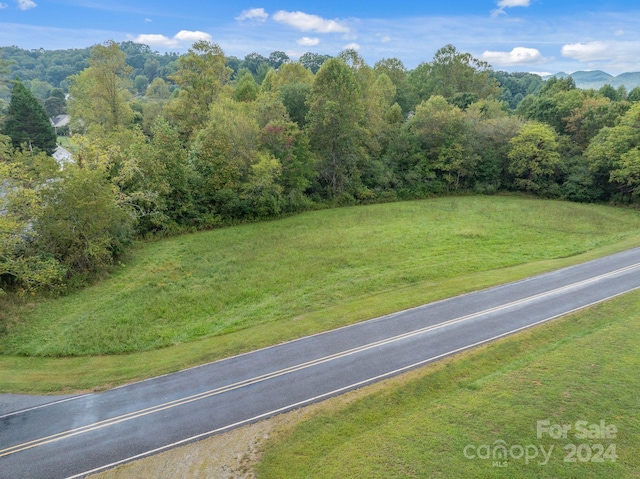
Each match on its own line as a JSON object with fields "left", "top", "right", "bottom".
{"left": 2, "top": 261, "right": 639, "bottom": 458}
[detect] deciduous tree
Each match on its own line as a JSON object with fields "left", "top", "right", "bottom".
{"left": 306, "top": 58, "right": 367, "bottom": 199}
{"left": 168, "top": 41, "right": 232, "bottom": 137}
{"left": 34, "top": 166, "right": 134, "bottom": 274}
{"left": 68, "top": 41, "right": 134, "bottom": 132}
{"left": 508, "top": 121, "right": 561, "bottom": 192}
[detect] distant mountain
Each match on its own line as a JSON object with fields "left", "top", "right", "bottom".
{"left": 543, "top": 70, "right": 640, "bottom": 90}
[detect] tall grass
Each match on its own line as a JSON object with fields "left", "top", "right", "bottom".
{"left": 2, "top": 195, "right": 640, "bottom": 359}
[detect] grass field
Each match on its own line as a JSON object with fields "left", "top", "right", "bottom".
{"left": 56, "top": 135, "right": 78, "bottom": 153}
{"left": 255, "top": 289, "right": 640, "bottom": 479}
{"left": 2, "top": 195, "right": 640, "bottom": 393}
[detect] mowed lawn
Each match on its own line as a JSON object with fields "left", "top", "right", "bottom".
{"left": 2, "top": 195, "right": 640, "bottom": 392}
{"left": 255, "top": 289, "right": 640, "bottom": 479}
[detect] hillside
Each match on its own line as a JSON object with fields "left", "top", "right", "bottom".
{"left": 2, "top": 195, "right": 640, "bottom": 393}
{"left": 544, "top": 70, "right": 640, "bottom": 90}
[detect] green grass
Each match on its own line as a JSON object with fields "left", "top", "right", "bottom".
{"left": 255, "top": 289, "right": 640, "bottom": 479}
{"left": 56, "top": 135, "right": 78, "bottom": 153}
{"left": 2, "top": 195, "right": 640, "bottom": 393}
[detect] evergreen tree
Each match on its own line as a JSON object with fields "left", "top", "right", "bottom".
{"left": 2, "top": 80, "right": 57, "bottom": 154}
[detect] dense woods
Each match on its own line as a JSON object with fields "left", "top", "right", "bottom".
{"left": 2, "top": 40, "right": 640, "bottom": 294}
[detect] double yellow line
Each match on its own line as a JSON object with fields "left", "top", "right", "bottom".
{"left": 2, "top": 261, "right": 639, "bottom": 459}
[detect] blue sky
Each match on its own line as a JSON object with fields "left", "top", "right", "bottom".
{"left": 1, "top": 1, "right": 640, "bottom": 74}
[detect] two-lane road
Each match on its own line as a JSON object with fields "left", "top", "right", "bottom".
{"left": 2, "top": 247, "right": 640, "bottom": 478}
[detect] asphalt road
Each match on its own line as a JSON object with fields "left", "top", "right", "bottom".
{"left": 2, "top": 247, "right": 640, "bottom": 479}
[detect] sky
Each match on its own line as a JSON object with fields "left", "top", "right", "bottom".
{"left": 1, "top": 1, "right": 640, "bottom": 75}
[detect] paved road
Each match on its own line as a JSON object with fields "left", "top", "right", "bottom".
{"left": 2, "top": 247, "right": 640, "bottom": 479}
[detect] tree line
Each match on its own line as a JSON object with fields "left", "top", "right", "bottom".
{"left": 2, "top": 40, "right": 640, "bottom": 295}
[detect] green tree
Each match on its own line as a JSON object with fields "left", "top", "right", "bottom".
{"left": 0, "top": 136, "right": 65, "bottom": 293}
{"left": 408, "top": 96, "right": 472, "bottom": 190}
{"left": 306, "top": 58, "right": 367, "bottom": 199}
{"left": 268, "top": 51, "right": 290, "bottom": 70}
{"left": 133, "top": 74, "right": 149, "bottom": 94}
{"left": 516, "top": 79, "right": 585, "bottom": 135}
{"left": 628, "top": 87, "right": 640, "bottom": 102}
{"left": 362, "top": 73, "right": 396, "bottom": 158}
{"left": 140, "top": 77, "right": 172, "bottom": 134}
{"left": 234, "top": 72, "right": 259, "bottom": 102}
{"left": 373, "top": 58, "right": 407, "bottom": 90}
{"left": 243, "top": 52, "right": 269, "bottom": 78}
{"left": 610, "top": 148, "right": 640, "bottom": 199}
{"left": 272, "top": 62, "right": 314, "bottom": 88}
{"left": 585, "top": 103, "right": 640, "bottom": 200}
{"left": 508, "top": 121, "right": 561, "bottom": 192}
{"left": 428, "top": 45, "right": 502, "bottom": 101}
{"left": 147, "top": 118, "right": 193, "bottom": 228}
{"left": 26, "top": 79, "right": 53, "bottom": 100}
{"left": 34, "top": 166, "right": 134, "bottom": 274}
{"left": 491, "top": 71, "right": 544, "bottom": 109}
{"left": 260, "top": 120, "right": 316, "bottom": 209}
{"left": 279, "top": 82, "right": 311, "bottom": 126}
{"left": 187, "top": 99, "right": 261, "bottom": 222}
{"left": 564, "top": 97, "right": 629, "bottom": 151}
{"left": 44, "top": 95, "right": 66, "bottom": 118}
{"left": 263, "top": 62, "right": 314, "bottom": 126}
{"left": 143, "top": 58, "right": 160, "bottom": 79}
{"left": 68, "top": 41, "right": 134, "bottom": 132}
{"left": 242, "top": 152, "right": 284, "bottom": 218}
{"left": 405, "top": 62, "right": 433, "bottom": 112}
{"left": 2, "top": 80, "right": 57, "bottom": 154}
{"left": 465, "top": 99, "right": 523, "bottom": 193}
{"left": 299, "top": 52, "right": 332, "bottom": 74}
{"left": 374, "top": 57, "right": 410, "bottom": 113}
{"left": 597, "top": 84, "right": 620, "bottom": 102}
{"left": 168, "top": 40, "right": 232, "bottom": 137}
{"left": 145, "top": 77, "right": 171, "bottom": 99}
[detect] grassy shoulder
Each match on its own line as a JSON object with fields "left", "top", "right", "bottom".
{"left": 255, "top": 288, "right": 640, "bottom": 479}
{"left": 2, "top": 195, "right": 640, "bottom": 393}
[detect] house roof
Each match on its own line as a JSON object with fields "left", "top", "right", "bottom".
{"left": 50, "top": 114, "right": 70, "bottom": 128}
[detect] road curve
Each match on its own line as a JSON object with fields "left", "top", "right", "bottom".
{"left": 2, "top": 247, "right": 640, "bottom": 479}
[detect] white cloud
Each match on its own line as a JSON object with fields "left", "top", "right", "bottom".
{"left": 144, "top": 18, "right": 152, "bottom": 23}
{"left": 481, "top": 47, "right": 546, "bottom": 66}
{"left": 132, "top": 34, "right": 175, "bottom": 47}
{"left": 236, "top": 8, "right": 269, "bottom": 22}
{"left": 273, "top": 10, "right": 349, "bottom": 33}
{"left": 561, "top": 42, "right": 609, "bottom": 62}
{"left": 132, "top": 30, "right": 212, "bottom": 48}
{"left": 492, "top": 0, "right": 530, "bottom": 17}
{"left": 174, "top": 30, "right": 211, "bottom": 42}
{"left": 297, "top": 37, "right": 320, "bottom": 46}
{"left": 559, "top": 41, "right": 640, "bottom": 72}
{"left": 380, "top": 35, "right": 391, "bottom": 43}
{"left": 497, "top": 0, "right": 530, "bottom": 7}
{"left": 0, "top": 3, "right": 8, "bottom": 8}
{"left": 343, "top": 42, "right": 361, "bottom": 51}
{"left": 16, "top": 0, "right": 37, "bottom": 10}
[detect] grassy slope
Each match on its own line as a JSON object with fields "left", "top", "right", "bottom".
{"left": 256, "top": 289, "right": 640, "bottom": 479}
{"left": 2, "top": 195, "right": 640, "bottom": 393}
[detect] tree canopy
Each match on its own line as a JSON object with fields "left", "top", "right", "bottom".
{"left": 2, "top": 40, "right": 640, "bottom": 295}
